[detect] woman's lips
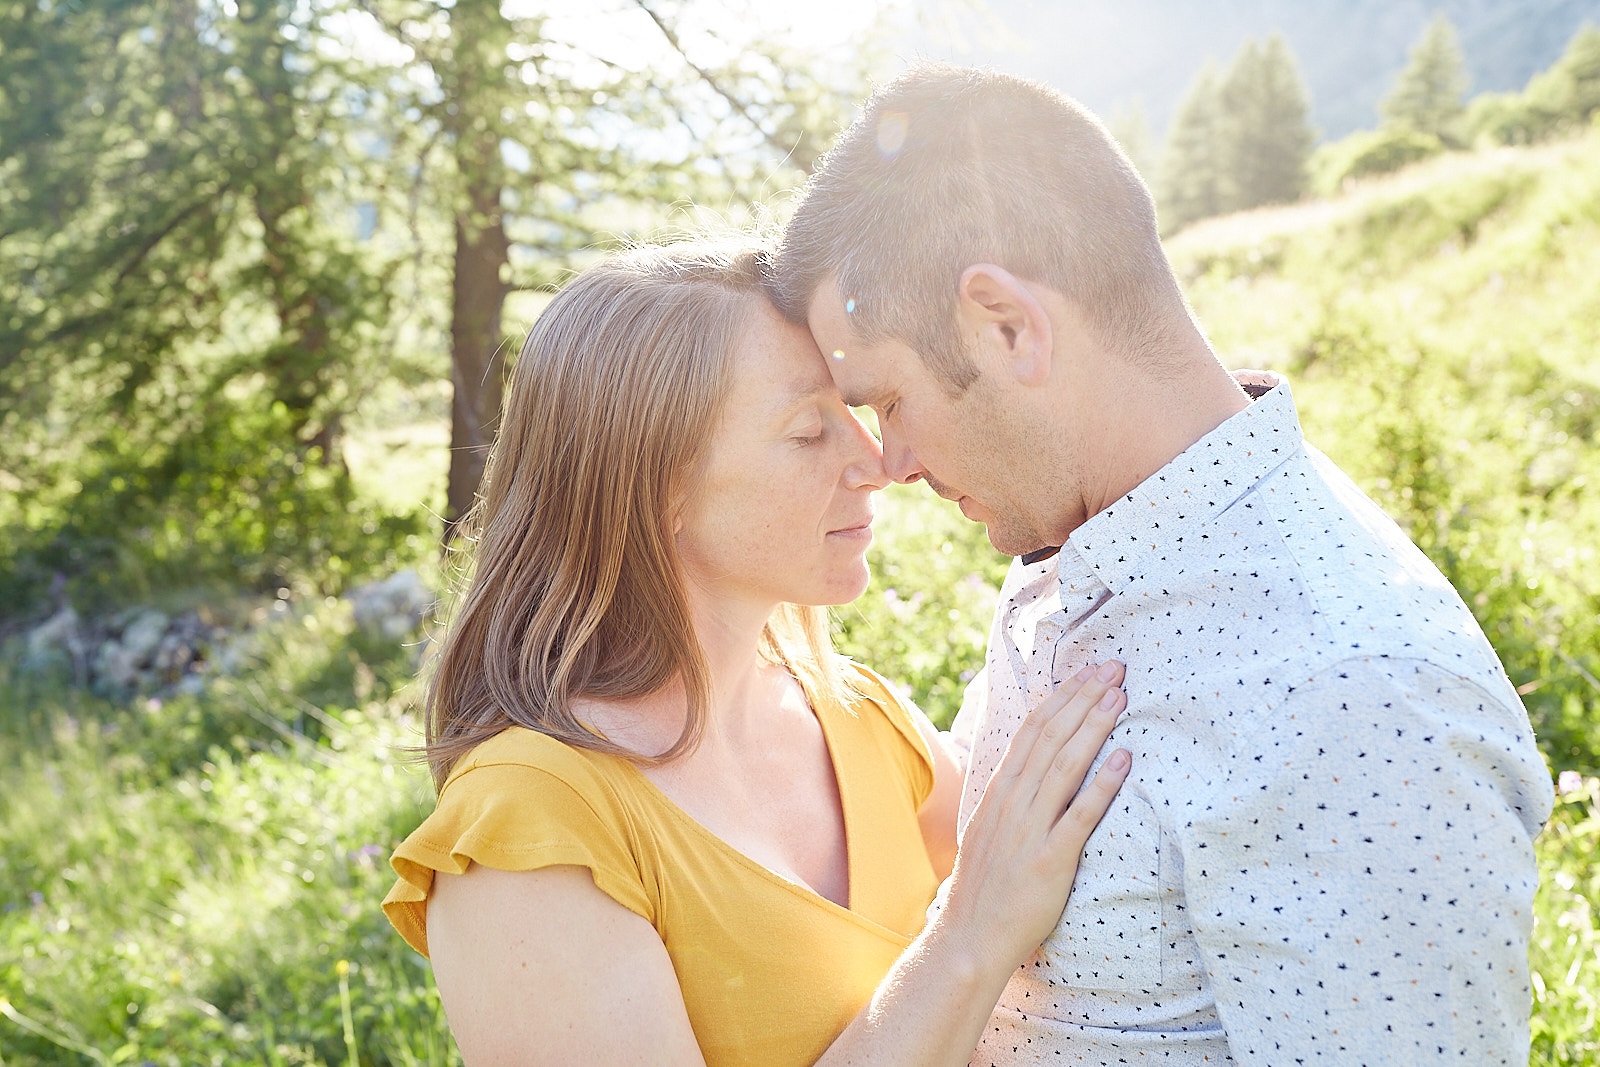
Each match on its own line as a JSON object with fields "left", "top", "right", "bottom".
{"left": 827, "top": 520, "right": 874, "bottom": 541}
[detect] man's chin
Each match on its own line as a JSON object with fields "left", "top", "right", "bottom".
{"left": 973, "top": 515, "right": 1041, "bottom": 559}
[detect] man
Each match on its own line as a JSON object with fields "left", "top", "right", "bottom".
{"left": 772, "top": 65, "right": 1553, "bottom": 1065}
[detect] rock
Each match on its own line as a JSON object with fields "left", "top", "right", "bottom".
{"left": 118, "top": 610, "right": 169, "bottom": 663}
{"left": 174, "top": 674, "right": 208, "bottom": 696}
{"left": 92, "top": 639, "right": 142, "bottom": 691}
{"left": 211, "top": 631, "right": 258, "bottom": 676}
{"left": 348, "top": 569, "right": 435, "bottom": 637}
{"left": 24, "top": 607, "right": 86, "bottom": 675}
{"left": 153, "top": 633, "right": 194, "bottom": 677}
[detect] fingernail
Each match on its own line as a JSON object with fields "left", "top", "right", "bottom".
{"left": 1075, "top": 665, "right": 1095, "bottom": 681}
{"left": 1106, "top": 749, "right": 1130, "bottom": 771}
{"left": 1099, "top": 688, "right": 1121, "bottom": 710}
{"left": 1096, "top": 660, "right": 1120, "bottom": 681}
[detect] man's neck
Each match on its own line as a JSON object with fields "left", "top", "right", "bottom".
{"left": 1051, "top": 351, "right": 1252, "bottom": 548}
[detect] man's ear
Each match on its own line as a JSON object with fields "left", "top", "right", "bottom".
{"left": 957, "top": 264, "right": 1053, "bottom": 387}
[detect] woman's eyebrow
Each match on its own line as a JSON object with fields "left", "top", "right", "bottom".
{"left": 769, "top": 379, "right": 833, "bottom": 414}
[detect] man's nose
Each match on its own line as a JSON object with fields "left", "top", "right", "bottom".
{"left": 880, "top": 424, "right": 926, "bottom": 486}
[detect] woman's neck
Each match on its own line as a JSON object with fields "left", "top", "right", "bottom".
{"left": 682, "top": 586, "right": 783, "bottom": 749}
{"left": 575, "top": 586, "right": 782, "bottom": 758}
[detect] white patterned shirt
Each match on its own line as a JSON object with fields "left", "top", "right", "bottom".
{"left": 948, "top": 376, "right": 1553, "bottom": 1066}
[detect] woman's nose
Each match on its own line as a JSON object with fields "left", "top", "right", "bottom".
{"left": 844, "top": 415, "right": 890, "bottom": 492}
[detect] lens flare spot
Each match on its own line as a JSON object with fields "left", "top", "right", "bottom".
{"left": 876, "top": 111, "right": 908, "bottom": 157}
{"left": 845, "top": 297, "right": 857, "bottom": 313}
{"left": 831, "top": 349, "right": 846, "bottom": 362}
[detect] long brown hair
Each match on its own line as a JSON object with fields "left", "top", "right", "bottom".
{"left": 424, "top": 240, "right": 845, "bottom": 790}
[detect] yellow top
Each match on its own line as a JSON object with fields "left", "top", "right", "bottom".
{"left": 382, "top": 661, "right": 939, "bottom": 1067}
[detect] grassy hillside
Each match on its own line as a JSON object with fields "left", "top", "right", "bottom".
{"left": 1168, "top": 129, "right": 1600, "bottom": 1063}
{"left": 1172, "top": 128, "right": 1600, "bottom": 774}
{"left": 3, "top": 131, "right": 1598, "bottom": 1064}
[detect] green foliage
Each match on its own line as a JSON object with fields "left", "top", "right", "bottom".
{"left": 1160, "top": 36, "right": 1313, "bottom": 233}
{"left": 1531, "top": 775, "right": 1600, "bottom": 1065}
{"left": 1217, "top": 34, "right": 1314, "bottom": 210}
{"left": 1468, "top": 25, "right": 1600, "bottom": 146}
{"left": 1170, "top": 126, "right": 1600, "bottom": 775}
{"left": 0, "top": 600, "right": 448, "bottom": 1066}
{"left": 2, "top": 397, "right": 429, "bottom": 613}
{"left": 0, "top": 0, "right": 425, "bottom": 615}
{"left": 834, "top": 483, "right": 1011, "bottom": 729}
{"left": 1381, "top": 13, "right": 1470, "bottom": 144}
{"left": 1159, "top": 61, "right": 1227, "bottom": 233}
{"left": 1308, "top": 127, "right": 1445, "bottom": 194}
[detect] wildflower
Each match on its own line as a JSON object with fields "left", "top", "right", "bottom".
{"left": 1557, "top": 770, "right": 1583, "bottom": 796}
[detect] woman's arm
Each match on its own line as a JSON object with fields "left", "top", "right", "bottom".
{"left": 815, "top": 661, "right": 1128, "bottom": 1065}
{"left": 427, "top": 863, "right": 707, "bottom": 1066}
{"left": 427, "top": 662, "right": 1128, "bottom": 1066}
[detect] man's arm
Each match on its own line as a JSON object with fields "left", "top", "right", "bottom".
{"left": 1183, "top": 657, "right": 1552, "bottom": 1066}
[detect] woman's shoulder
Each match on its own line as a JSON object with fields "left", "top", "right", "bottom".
{"left": 833, "top": 660, "right": 935, "bottom": 791}
{"left": 838, "top": 661, "right": 919, "bottom": 727}
{"left": 442, "top": 725, "right": 625, "bottom": 797}
{"left": 385, "top": 726, "right": 657, "bottom": 955}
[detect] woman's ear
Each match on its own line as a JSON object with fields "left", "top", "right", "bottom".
{"left": 956, "top": 264, "right": 1054, "bottom": 387}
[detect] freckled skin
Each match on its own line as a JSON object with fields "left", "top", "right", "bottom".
{"left": 675, "top": 300, "right": 888, "bottom": 609}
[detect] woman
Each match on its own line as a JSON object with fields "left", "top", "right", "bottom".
{"left": 382, "top": 240, "right": 1131, "bottom": 1065}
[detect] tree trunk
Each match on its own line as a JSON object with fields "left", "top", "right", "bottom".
{"left": 442, "top": 0, "right": 512, "bottom": 544}
{"left": 444, "top": 165, "right": 509, "bottom": 543}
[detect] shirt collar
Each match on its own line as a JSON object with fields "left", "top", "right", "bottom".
{"left": 1057, "top": 374, "right": 1304, "bottom": 595}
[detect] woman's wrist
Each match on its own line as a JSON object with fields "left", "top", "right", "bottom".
{"left": 914, "top": 893, "right": 1019, "bottom": 1008}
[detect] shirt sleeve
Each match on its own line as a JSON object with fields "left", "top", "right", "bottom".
{"left": 382, "top": 758, "right": 654, "bottom": 958}
{"left": 1182, "top": 656, "right": 1551, "bottom": 1065}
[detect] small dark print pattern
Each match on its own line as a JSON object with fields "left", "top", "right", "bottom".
{"left": 948, "top": 379, "right": 1553, "bottom": 1066}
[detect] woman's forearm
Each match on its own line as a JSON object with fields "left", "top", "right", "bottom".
{"left": 816, "top": 913, "right": 1013, "bottom": 1067}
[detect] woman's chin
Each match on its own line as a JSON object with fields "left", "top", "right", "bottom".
{"left": 796, "top": 563, "right": 873, "bottom": 607}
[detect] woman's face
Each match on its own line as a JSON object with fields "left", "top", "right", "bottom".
{"left": 676, "top": 299, "right": 889, "bottom": 610}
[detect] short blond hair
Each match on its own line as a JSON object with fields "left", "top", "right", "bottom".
{"left": 424, "top": 241, "right": 845, "bottom": 788}
{"left": 773, "top": 64, "right": 1190, "bottom": 390}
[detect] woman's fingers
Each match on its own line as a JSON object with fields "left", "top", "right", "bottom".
{"left": 935, "top": 662, "right": 1134, "bottom": 982}
{"left": 1028, "top": 683, "right": 1127, "bottom": 827}
{"left": 1007, "top": 660, "right": 1127, "bottom": 803}
{"left": 1048, "top": 746, "right": 1132, "bottom": 854}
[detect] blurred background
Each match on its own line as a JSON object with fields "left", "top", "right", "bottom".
{"left": 2, "top": 1, "right": 1598, "bottom": 1063}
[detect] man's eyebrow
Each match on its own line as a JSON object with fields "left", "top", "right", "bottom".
{"left": 840, "top": 387, "right": 891, "bottom": 410}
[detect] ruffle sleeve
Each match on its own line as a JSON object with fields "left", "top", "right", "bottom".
{"left": 382, "top": 750, "right": 653, "bottom": 958}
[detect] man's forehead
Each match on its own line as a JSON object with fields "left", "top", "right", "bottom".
{"left": 804, "top": 279, "right": 855, "bottom": 334}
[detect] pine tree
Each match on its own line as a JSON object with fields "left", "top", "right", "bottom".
{"left": 1220, "top": 33, "right": 1314, "bottom": 210}
{"left": 1381, "top": 13, "right": 1469, "bottom": 144}
{"left": 1159, "top": 61, "right": 1227, "bottom": 233}
{"left": 1106, "top": 99, "right": 1157, "bottom": 183}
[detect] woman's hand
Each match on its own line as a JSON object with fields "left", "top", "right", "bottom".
{"left": 934, "top": 660, "right": 1131, "bottom": 978}
{"left": 817, "top": 661, "right": 1130, "bottom": 1066}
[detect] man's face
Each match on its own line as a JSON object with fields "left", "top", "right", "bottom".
{"left": 806, "top": 287, "right": 1054, "bottom": 557}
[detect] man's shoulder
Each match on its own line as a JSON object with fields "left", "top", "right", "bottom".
{"left": 1236, "top": 443, "right": 1498, "bottom": 670}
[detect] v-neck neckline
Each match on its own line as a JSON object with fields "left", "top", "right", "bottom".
{"left": 616, "top": 663, "right": 859, "bottom": 918}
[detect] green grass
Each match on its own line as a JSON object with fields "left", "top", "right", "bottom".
{"left": 1169, "top": 125, "right": 1600, "bottom": 776}
{"left": 0, "top": 603, "right": 452, "bottom": 1066}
